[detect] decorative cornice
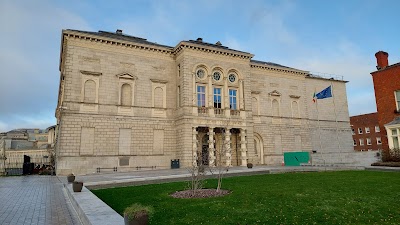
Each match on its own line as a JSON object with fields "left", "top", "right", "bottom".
{"left": 150, "top": 79, "right": 168, "bottom": 84}
{"left": 250, "top": 63, "right": 308, "bottom": 76}
{"left": 80, "top": 70, "right": 102, "bottom": 76}
{"left": 63, "top": 30, "right": 173, "bottom": 55}
{"left": 173, "top": 42, "right": 254, "bottom": 60}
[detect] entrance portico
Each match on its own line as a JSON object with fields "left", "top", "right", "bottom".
{"left": 192, "top": 126, "right": 248, "bottom": 167}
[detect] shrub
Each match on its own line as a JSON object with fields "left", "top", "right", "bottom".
{"left": 381, "top": 148, "right": 400, "bottom": 162}
{"left": 124, "top": 203, "right": 154, "bottom": 221}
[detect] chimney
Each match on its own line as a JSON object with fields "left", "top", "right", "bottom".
{"left": 196, "top": 38, "right": 203, "bottom": 42}
{"left": 375, "top": 51, "right": 389, "bottom": 70}
{"left": 116, "top": 29, "right": 123, "bottom": 34}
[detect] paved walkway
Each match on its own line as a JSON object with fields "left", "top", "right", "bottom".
{"left": 0, "top": 176, "right": 81, "bottom": 225}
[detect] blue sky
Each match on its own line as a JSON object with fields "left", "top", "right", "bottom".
{"left": 1, "top": 0, "right": 400, "bottom": 132}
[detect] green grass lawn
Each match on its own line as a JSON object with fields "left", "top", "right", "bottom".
{"left": 92, "top": 171, "right": 400, "bottom": 225}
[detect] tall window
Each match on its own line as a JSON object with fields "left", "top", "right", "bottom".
{"left": 121, "top": 83, "right": 132, "bottom": 106}
{"left": 353, "top": 139, "right": 357, "bottom": 146}
{"left": 351, "top": 128, "right": 355, "bottom": 135}
{"left": 358, "top": 128, "right": 363, "bottom": 134}
{"left": 367, "top": 138, "right": 372, "bottom": 145}
{"left": 391, "top": 129, "right": 399, "bottom": 148}
{"left": 197, "top": 86, "right": 206, "bottom": 107}
{"left": 84, "top": 80, "right": 96, "bottom": 103}
{"left": 272, "top": 99, "right": 279, "bottom": 116}
{"left": 359, "top": 139, "right": 364, "bottom": 146}
{"left": 229, "top": 89, "right": 237, "bottom": 110}
{"left": 396, "top": 91, "right": 400, "bottom": 111}
{"left": 214, "top": 87, "right": 222, "bottom": 108}
{"left": 375, "top": 126, "right": 380, "bottom": 132}
{"left": 365, "top": 127, "right": 370, "bottom": 133}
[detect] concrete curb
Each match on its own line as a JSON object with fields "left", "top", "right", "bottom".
{"left": 64, "top": 183, "right": 124, "bottom": 225}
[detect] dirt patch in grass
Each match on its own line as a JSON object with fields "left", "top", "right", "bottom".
{"left": 170, "top": 189, "right": 231, "bottom": 199}
{"left": 371, "top": 162, "right": 400, "bottom": 167}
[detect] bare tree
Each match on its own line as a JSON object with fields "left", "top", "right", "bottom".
{"left": 210, "top": 128, "right": 231, "bottom": 192}
{"left": 186, "top": 133, "right": 208, "bottom": 196}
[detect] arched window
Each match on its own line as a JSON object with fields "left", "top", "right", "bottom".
{"left": 121, "top": 83, "right": 132, "bottom": 106}
{"left": 84, "top": 80, "right": 96, "bottom": 103}
{"left": 154, "top": 87, "right": 164, "bottom": 108}
{"left": 272, "top": 99, "right": 279, "bottom": 116}
{"left": 252, "top": 97, "right": 258, "bottom": 115}
{"left": 292, "top": 101, "right": 299, "bottom": 118}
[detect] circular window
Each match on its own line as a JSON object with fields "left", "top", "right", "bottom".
{"left": 196, "top": 69, "right": 205, "bottom": 79}
{"left": 213, "top": 72, "right": 221, "bottom": 81}
{"left": 228, "top": 74, "right": 236, "bottom": 83}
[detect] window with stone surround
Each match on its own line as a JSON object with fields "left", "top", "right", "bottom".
{"left": 353, "top": 139, "right": 357, "bottom": 146}
{"left": 197, "top": 85, "right": 206, "bottom": 107}
{"left": 391, "top": 129, "right": 400, "bottom": 148}
{"left": 121, "top": 83, "right": 132, "bottom": 106}
{"left": 365, "top": 127, "right": 370, "bottom": 133}
{"left": 214, "top": 87, "right": 222, "bottom": 108}
{"left": 358, "top": 128, "right": 363, "bottom": 134}
{"left": 272, "top": 99, "right": 280, "bottom": 117}
{"left": 291, "top": 101, "right": 299, "bottom": 118}
{"left": 154, "top": 87, "right": 164, "bottom": 108}
{"left": 359, "top": 139, "right": 364, "bottom": 146}
{"left": 84, "top": 80, "right": 96, "bottom": 103}
{"left": 229, "top": 89, "right": 237, "bottom": 110}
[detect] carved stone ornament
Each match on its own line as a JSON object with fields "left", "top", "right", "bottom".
{"left": 268, "top": 90, "right": 281, "bottom": 96}
{"left": 116, "top": 72, "right": 137, "bottom": 80}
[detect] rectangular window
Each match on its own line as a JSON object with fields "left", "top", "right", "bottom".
{"left": 358, "top": 128, "right": 363, "bottom": 134}
{"left": 359, "top": 139, "right": 364, "bottom": 146}
{"left": 376, "top": 137, "right": 382, "bottom": 145}
{"left": 177, "top": 64, "right": 180, "bottom": 77}
{"left": 365, "top": 127, "right": 370, "bottom": 133}
{"left": 353, "top": 139, "right": 357, "bottom": 146}
{"left": 392, "top": 129, "right": 399, "bottom": 148}
{"left": 351, "top": 128, "right": 355, "bottom": 135}
{"left": 368, "top": 149, "right": 372, "bottom": 151}
{"left": 229, "top": 89, "right": 237, "bottom": 110}
{"left": 213, "top": 87, "right": 222, "bottom": 108}
{"left": 367, "top": 138, "right": 372, "bottom": 145}
{"left": 375, "top": 126, "right": 380, "bottom": 133}
{"left": 395, "top": 91, "right": 400, "bottom": 111}
{"left": 197, "top": 86, "right": 206, "bottom": 107}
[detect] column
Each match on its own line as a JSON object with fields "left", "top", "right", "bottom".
{"left": 192, "top": 127, "right": 198, "bottom": 167}
{"left": 208, "top": 127, "right": 215, "bottom": 167}
{"left": 240, "top": 128, "right": 248, "bottom": 166}
{"left": 225, "top": 128, "right": 232, "bottom": 167}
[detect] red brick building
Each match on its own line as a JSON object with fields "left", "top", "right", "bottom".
{"left": 371, "top": 51, "right": 400, "bottom": 149}
{"left": 350, "top": 113, "right": 382, "bottom": 151}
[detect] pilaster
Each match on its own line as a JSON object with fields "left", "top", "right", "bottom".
{"left": 225, "top": 128, "right": 232, "bottom": 167}
{"left": 208, "top": 127, "right": 215, "bottom": 166}
{"left": 240, "top": 128, "right": 248, "bottom": 166}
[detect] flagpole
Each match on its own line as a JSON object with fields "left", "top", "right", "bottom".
{"left": 331, "top": 82, "right": 342, "bottom": 155}
{"left": 315, "top": 89, "right": 323, "bottom": 164}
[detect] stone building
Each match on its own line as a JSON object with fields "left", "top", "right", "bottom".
{"left": 55, "top": 29, "right": 356, "bottom": 175}
{"left": 372, "top": 51, "right": 400, "bottom": 149}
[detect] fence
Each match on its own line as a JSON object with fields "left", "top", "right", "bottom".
{"left": 2, "top": 150, "right": 51, "bottom": 175}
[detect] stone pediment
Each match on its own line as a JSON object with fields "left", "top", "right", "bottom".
{"left": 268, "top": 90, "right": 281, "bottom": 96}
{"left": 80, "top": 70, "right": 102, "bottom": 76}
{"left": 289, "top": 95, "right": 301, "bottom": 99}
{"left": 116, "top": 73, "right": 137, "bottom": 80}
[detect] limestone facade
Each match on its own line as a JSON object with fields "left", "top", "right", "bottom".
{"left": 55, "top": 30, "right": 354, "bottom": 175}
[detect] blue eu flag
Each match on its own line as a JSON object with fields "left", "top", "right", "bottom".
{"left": 315, "top": 86, "right": 332, "bottom": 100}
